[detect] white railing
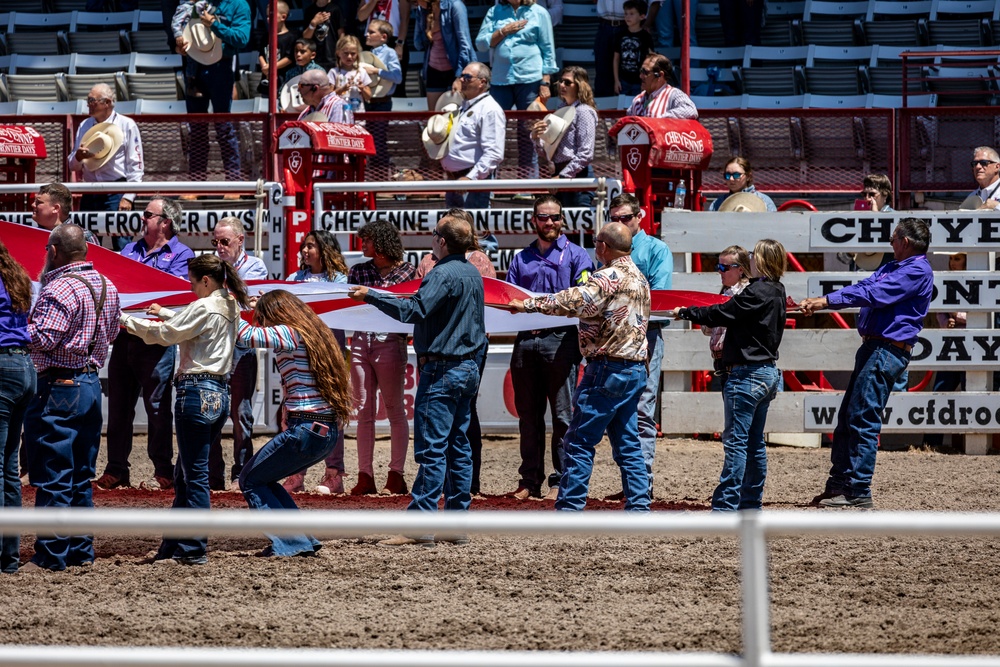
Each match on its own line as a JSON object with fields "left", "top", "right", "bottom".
{"left": 1, "top": 509, "right": 999, "bottom": 667}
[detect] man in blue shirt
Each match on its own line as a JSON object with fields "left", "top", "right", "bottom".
{"left": 97, "top": 197, "right": 194, "bottom": 492}
{"left": 505, "top": 195, "right": 594, "bottom": 500}
{"left": 606, "top": 193, "right": 672, "bottom": 500}
{"left": 350, "top": 214, "right": 486, "bottom": 546}
{"left": 800, "top": 218, "right": 934, "bottom": 509}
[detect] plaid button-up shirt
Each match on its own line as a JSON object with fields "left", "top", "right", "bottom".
{"left": 348, "top": 260, "right": 416, "bottom": 289}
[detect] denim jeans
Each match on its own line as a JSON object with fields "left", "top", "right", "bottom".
{"left": 444, "top": 178, "right": 493, "bottom": 210}
{"left": 408, "top": 359, "right": 479, "bottom": 514}
{"left": 351, "top": 333, "right": 410, "bottom": 478}
{"left": 210, "top": 349, "right": 257, "bottom": 485}
{"left": 555, "top": 358, "right": 650, "bottom": 512}
{"left": 655, "top": 0, "right": 699, "bottom": 48}
{"left": 594, "top": 19, "right": 618, "bottom": 97}
{"left": 826, "top": 340, "right": 910, "bottom": 499}
{"left": 714, "top": 363, "right": 780, "bottom": 512}
{"left": 638, "top": 324, "right": 664, "bottom": 479}
{"left": 157, "top": 376, "right": 229, "bottom": 561}
{"left": 24, "top": 371, "right": 103, "bottom": 570}
{"left": 186, "top": 56, "right": 241, "bottom": 180}
{"left": 511, "top": 327, "right": 581, "bottom": 493}
{"left": 490, "top": 81, "right": 540, "bottom": 179}
{"left": 0, "top": 351, "right": 35, "bottom": 573}
{"left": 467, "top": 342, "right": 489, "bottom": 495}
{"left": 239, "top": 416, "right": 335, "bottom": 556}
{"left": 105, "top": 333, "right": 175, "bottom": 481}
{"left": 555, "top": 165, "right": 595, "bottom": 209}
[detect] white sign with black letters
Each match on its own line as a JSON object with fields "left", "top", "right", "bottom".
{"left": 809, "top": 212, "right": 1000, "bottom": 250}
{"left": 804, "top": 393, "right": 1000, "bottom": 432}
{"left": 806, "top": 272, "right": 1000, "bottom": 310}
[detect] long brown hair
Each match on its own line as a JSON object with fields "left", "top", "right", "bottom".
{"left": 188, "top": 254, "right": 250, "bottom": 308}
{"left": 560, "top": 66, "right": 595, "bottom": 108}
{"left": 253, "top": 290, "right": 352, "bottom": 422}
{"left": 300, "top": 230, "right": 348, "bottom": 279}
{"left": 0, "top": 238, "right": 32, "bottom": 313}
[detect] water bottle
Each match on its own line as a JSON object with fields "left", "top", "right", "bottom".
{"left": 350, "top": 95, "right": 362, "bottom": 115}
{"left": 342, "top": 102, "right": 353, "bottom": 124}
{"left": 666, "top": 181, "right": 674, "bottom": 208}
{"left": 674, "top": 180, "right": 687, "bottom": 210}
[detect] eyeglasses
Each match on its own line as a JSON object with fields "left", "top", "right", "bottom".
{"left": 85, "top": 97, "right": 108, "bottom": 104}
{"left": 534, "top": 213, "right": 563, "bottom": 222}
{"left": 432, "top": 229, "right": 442, "bottom": 238}
{"left": 723, "top": 172, "right": 745, "bottom": 180}
{"left": 717, "top": 263, "right": 740, "bottom": 272}
{"left": 558, "top": 78, "right": 576, "bottom": 86}
{"left": 211, "top": 238, "right": 235, "bottom": 247}
{"left": 299, "top": 83, "right": 321, "bottom": 92}
{"left": 459, "top": 73, "right": 481, "bottom": 82}
{"left": 142, "top": 211, "right": 164, "bottom": 220}
{"left": 595, "top": 238, "right": 608, "bottom": 245}
{"left": 609, "top": 213, "right": 636, "bottom": 223}
{"left": 971, "top": 159, "right": 998, "bottom": 168}
{"left": 639, "top": 68, "right": 658, "bottom": 76}
{"left": 860, "top": 190, "right": 880, "bottom": 198}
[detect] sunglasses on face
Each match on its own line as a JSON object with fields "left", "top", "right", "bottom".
{"left": 609, "top": 213, "right": 636, "bottom": 223}
{"left": 558, "top": 78, "right": 576, "bottom": 86}
{"left": 717, "top": 263, "right": 740, "bottom": 272}
{"left": 211, "top": 238, "right": 235, "bottom": 247}
{"left": 723, "top": 172, "right": 745, "bottom": 180}
{"left": 534, "top": 213, "right": 563, "bottom": 222}
{"left": 86, "top": 97, "right": 108, "bottom": 104}
{"left": 971, "top": 159, "right": 998, "bottom": 168}
{"left": 460, "top": 73, "right": 479, "bottom": 82}
{"left": 142, "top": 211, "right": 164, "bottom": 220}
{"left": 639, "top": 68, "right": 658, "bottom": 76}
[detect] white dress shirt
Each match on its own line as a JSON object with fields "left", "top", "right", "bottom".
{"left": 440, "top": 91, "right": 506, "bottom": 180}
{"left": 68, "top": 110, "right": 145, "bottom": 203}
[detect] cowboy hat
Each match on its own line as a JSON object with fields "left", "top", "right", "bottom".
{"left": 537, "top": 105, "right": 576, "bottom": 162}
{"left": 958, "top": 193, "right": 985, "bottom": 210}
{"left": 361, "top": 52, "right": 392, "bottom": 99}
{"left": 435, "top": 90, "right": 464, "bottom": 112}
{"left": 280, "top": 76, "right": 305, "bottom": 111}
{"left": 718, "top": 192, "right": 767, "bottom": 213}
{"left": 852, "top": 252, "right": 885, "bottom": 271}
{"left": 422, "top": 111, "right": 454, "bottom": 161}
{"left": 79, "top": 122, "right": 124, "bottom": 172}
{"left": 182, "top": 20, "right": 222, "bottom": 66}
{"left": 301, "top": 111, "right": 329, "bottom": 122}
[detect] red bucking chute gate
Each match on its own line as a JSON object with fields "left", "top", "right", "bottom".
{"left": 276, "top": 120, "right": 376, "bottom": 277}
{"left": 0, "top": 125, "right": 47, "bottom": 211}
{"left": 609, "top": 117, "right": 713, "bottom": 236}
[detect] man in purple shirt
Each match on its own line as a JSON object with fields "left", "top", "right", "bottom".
{"left": 96, "top": 197, "right": 194, "bottom": 491}
{"left": 505, "top": 194, "right": 594, "bottom": 500}
{"left": 800, "top": 218, "right": 933, "bottom": 509}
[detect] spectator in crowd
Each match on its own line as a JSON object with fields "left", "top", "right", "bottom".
{"left": 283, "top": 230, "right": 351, "bottom": 495}
{"left": 702, "top": 245, "right": 752, "bottom": 375}
{"left": 363, "top": 20, "right": 403, "bottom": 172}
{"left": 22, "top": 225, "right": 121, "bottom": 572}
{"left": 708, "top": 157, "right": 776, "bottom": 212}
{"left": 98, "top": 197, "right": 194, "bottom": 492}
{"left": 536, "top": 0, "right": 564, "bottom": 25}
{"left": 531, "top": 66, "right": 598, "bottom": 209}
{"left": 208, "top": 217, "right": 268, "bottom": 492}
{"left": 626, "top": 54, "right": 698, "bottom": 119}
{"left": 801, "top": 219, "right": 934, "bottom": 509}
{"left": 125, "top": 255, "right": 249, "bottom": 566}
{"left": 414, "top": 208, "right": 495, "bottom": 495}
{"left": 968, "top": 146, "right": 1000, "bottom": 210}
{"left": 0, "top": 239, "right": 35, "bottom": 574}
{"left": 67, "top": 84, "right": 144, "bottom": 249}
{"left": 358, "top": 0, "right": 410, "bottom": 62}
{"left": 302, "top": 0, "right": 345, "bottom": 70}
{"left": 257, "top": 1, "right": 297, "bottom": 95}
{"left": 604, "top": 193, "right": 672, "bottom": 500}
{"left": 349, "top": 214, "right": 486, "bottom": 547}
{"left": 476, "top": 0, "right": 558, "bottom": 180}
{"left": 505, "top": 195, "right": 594, "bottom": 500}
{"left": 284, "top": 39, "right": 326, "bottom": 84}
{"left": 237, "top": 291, "right": 351, "bottom": 558}
{"left": 436, "top": 62, "right": 506, "bottom": 209}
{"left": 860, "top": 174, "right": 895, "bottom": 212}
{"left": 508, "top": 222, "right": 651, "bottom": 511}
{"left": 677, "top": 239, "right": 787, "bottom": 512}
{"left": 925, "top": 251, "right": 967, "bottom": 450}
{"left": 414, "top": 0, "right": 475, "bottom": 111}
{"left": 31, "top": 184, "right": 99, "bottom": 244}
{"left": 648, "top": 0, "right": 697, "bottom": 50}
{"left": 613, "top": 0, "right": 653, "bottom": 97}
{"left": 329, "top": 34, "right": 373, "bottom": 111}
{"left": 347, "top": 221, "right": 416, "bottom": 496}
{"left": 720, "top": 0, "right": 763, "bottom": 46}
{"left": 176, "top": 0, "right": 250, "bottom": 187}
{"left": 297, "top": 69, "right": 347, "bottom": 122}
{"left": 595, "top": 0, "right": 627, "bottom": 98}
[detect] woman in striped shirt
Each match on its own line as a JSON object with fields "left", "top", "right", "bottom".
{"left": 236, "top": 290, "right": 351, "bottom": 558}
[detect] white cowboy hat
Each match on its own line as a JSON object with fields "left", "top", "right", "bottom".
{"left": 79, "top": 122, "right": 124, "bottom": 172}
{"left": 361, "top": 52, "right": 392, "bottom": 99}
{"left": 538, "top": 105, "right": 576, "bottom": 162}
{"left": 435, "top": 90, "right": 464, "bottom": 112}
{"left": 182, "top": 20, "right": 222, "bottom": 66}
{"left": 852, "top": 252, "right": 885, "bottom": 271}
{"left": 301, "top": 111, "right": 329, "bottom": 122}
{"left": 421, "top": 112, "right": 454, "bottom": 161}
{"left": 958, "top": 193, "right": 985, "bottom": 210}
{"left": 280, "top": 76, "right": 305, "bottom": 111}
{"left": 718, "top": 192, "right": 767, "bottom": 213}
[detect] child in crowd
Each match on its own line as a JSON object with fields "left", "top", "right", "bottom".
{"left": 170, "top": 0, "right": 214, "bottom": 44}
{"left": 362, "top": 19, "right": 402, "bottom": 110}
{"left": 283, "top": 38, "right": 325, "bottom": 84}
{"left": 613, "top": 0, "right": 653, "bottom": 96}
{"left": 302, "top": 0, "right": 345, "bottom": 70}
{"left": 328, "top": 34, "right": 372, "bottom": 112}
{"left": 258, "top": 1, "right": 298, "bottom": 94}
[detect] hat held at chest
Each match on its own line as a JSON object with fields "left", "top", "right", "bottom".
{"left": 183, "top": 20, "right": 222, "bottom": 65}
{"left": 80, "top": 122, "right": 124, "bottom": 172}
{"left": 422, "top": 112, "right": 454, "bottom": 160}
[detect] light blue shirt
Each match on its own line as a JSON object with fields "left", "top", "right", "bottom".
{"left": 475, "top": 2, "right": 558, "bottom": 85}
{"left": 630, "top": 229, "right": 673, "bottom": 290}
{"left": 441, "top": 92, "right": 506, "bottom": 179}
{"left": 371, "top": 43, "right": 403, "bottom": 97}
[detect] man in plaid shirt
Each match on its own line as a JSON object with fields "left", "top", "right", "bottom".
{"left": 21, "top": 225, "right": 121, "bottom": 572}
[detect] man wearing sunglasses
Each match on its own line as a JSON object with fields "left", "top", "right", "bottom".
{"left": 625, "top": 53, "right": 697, "bottom": 120}
{"left": 505, "top": 194, "right": 594, "bottom": 501}
{"left": 604, "top": 193, "right": 671, "bottom": 501}
{"left": 969, "top": 146, "right": 1000, "bottom": 210}
{"left": 97, "top": 197, "right": 194, "bottom": 492}
{"left": 295, "top": 69, "right": 346, "bottom": 122}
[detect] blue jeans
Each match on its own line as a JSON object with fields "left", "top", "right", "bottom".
{"left": 655, "top": 0, "right": 699, "bottom": 48}
{"left": 638, "top": 324, "right": 664, "bottom": 480}
{"left": 511, "top": 327, "right": 581, "bottom": 493}
{"left": 24, "top": 370, "right": 103, "bottom": 570}
{"left": 714, "top": 363, "right": 780, "bottom": 512}
{"left": 408, "top": 359, "right": 479, "bottom": 514}
{"left": 210, "top": 348, "right": 257, "bottom": 486}
{"left": 186, "top": 56, "right": 241, "bottom": 180}
{"left": 826, "top": 340, "right": 910, "bottom": 499}
{"left": 556, "top": 358, "right": 650, "bottom": 512}
{"left": 157, "top": 376, "right": 229, "bottom": 561}
{"left": 594, "top": 20, "right": 618, "bottom": 97}
{"left": 0, "top": 350, "right": 35, "bottom": 573}
{"left": 444, "top": 178, "right": 493, "bottom": 210}
{"left": 555, "top": 165, "right": 595, "bottom": 209}
{"left": 490, "top": 82, "right": 540, "bottom": 178}
{"left": 239, "top": 416, "right": 335, "bottom": 556}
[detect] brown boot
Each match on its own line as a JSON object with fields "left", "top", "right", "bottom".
{"left": 380, "top": 470, "right": 408, "bottom": 495}
{"left": 350, "top": 472, "right": 377, "bottom": 496}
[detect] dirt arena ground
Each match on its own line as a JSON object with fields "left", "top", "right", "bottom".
{"left": 3, "top": 434, "right": 1000, "bottom": 657}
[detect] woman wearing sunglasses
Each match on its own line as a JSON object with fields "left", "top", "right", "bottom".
{"left": 702, "top": 245, "right": 751, "bottom": 376}
{"left": 708, "top": 157, "right": 776, "bottom": 212}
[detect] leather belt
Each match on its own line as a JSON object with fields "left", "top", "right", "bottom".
{"left": 369, "top": 96, "right": 392, "bottom": 105}
{"left": 39, "top": 365, "right": 97, "bottom": 379}
{"left": 724, "top": 361, "right": 776, "bottom": 372}
{"left": 174, "top": 372, "right": 226, "bottom": 386}
{"left": 0, "top": 346, "right": 28, "bottom": 355}
{"left": 418, "top": 352, "right": 477, "bottom": 367}
{"left": 287, "top": 410, "right": 337, "bottom": 424}
{"left": 445, "top": 167, "right": 473, "bottom": 179}
{"left": 589, "top": 354, "right": 640, "bottom": 364}
{"left": 863, "top": 335, "right": 913, "bottom": 353}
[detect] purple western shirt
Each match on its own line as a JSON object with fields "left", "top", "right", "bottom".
{"left": 505, "top": 234, "right": 594, "bottom": 293}
{"left": 120, "top": 235, "right": 195, "bottom": 279}
{"left": 0, "top": 276, "right": 30, "bottom": 349}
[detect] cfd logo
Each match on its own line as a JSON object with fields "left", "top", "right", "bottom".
{"left": 288, "top": 151, "right": 303, "bottom": 174}
{"left": 626, "top": 146, "right": 643, "bottom": 171}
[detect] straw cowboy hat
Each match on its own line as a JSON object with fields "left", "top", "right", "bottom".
{"left": 280, "top": 76, "right": 305, "bottom": 111}
{"left": 718, "top": 192, "right": 767, "bottom": 213}
{"left": 422, "top": 111, "right": 455, "bottom": 160}
{"left": 537, "top": 105, "right": 576, "bottom": 162}
{"left": 361, "top": 52, "right": 392, "bottom": 99}
{"left": 852, "top": 252, "right": 885, "bottom": 271}
{"left": 301, "top": 111, "right": 329, "bottom": 122}
{"left": 958, "top": 193, "right": 985, "bottom": 210}
{"left": 182, "top": 20, "right": 222, "bottom": 66}
{"left": 79, "top": 122, "right": 124, "bottom": 172}
{"left": 435, "top": 90, "right": 464, "bottom": 112}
